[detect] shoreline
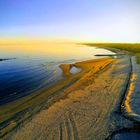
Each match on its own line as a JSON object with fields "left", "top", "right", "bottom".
{"left": 1, "top": 44, "right": 140, "bottom": 139}
{"left": 0, "top": 57, "right": 114, "bottom": 139}
{"left": 88, "top": 44, "right": 140, "bottom": 121}
{"left": 86, "top": 44, "right": 140, "bottom": 140}
{"left": 9, "top": 53, "right": 131, "bottom": 140}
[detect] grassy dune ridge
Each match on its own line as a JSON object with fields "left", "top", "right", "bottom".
{"left": 84, "top": 43, "right": 140, "bottom": 63}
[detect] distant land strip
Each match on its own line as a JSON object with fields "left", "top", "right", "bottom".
{"left": 0, "top": 58, "right": 16, "bottom": 61}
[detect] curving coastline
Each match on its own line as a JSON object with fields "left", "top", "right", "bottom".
{"left": 1, "top": 46, "right": 140, "bottom": 140}
{"left": 90, "top": 46, "right": 140, "bottom": 140}
{"left": 6, "top": 55, "right": 132, "bottom": 140}
{"left": 0, "top": 57, "right": 113, "bottom": 139}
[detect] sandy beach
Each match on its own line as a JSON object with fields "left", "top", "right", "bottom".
{"left": 0, "top": 57, "right": 113, "bottom": 138}
{"left": 1, "top": 0, "right": 139, "bottom": 139}
{"left": 1, "top": 55, "right": 133, "bottom": 140}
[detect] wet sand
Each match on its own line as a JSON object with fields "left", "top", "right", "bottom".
{"left": 5, "top": 56, "right": 133, "bottom": 140}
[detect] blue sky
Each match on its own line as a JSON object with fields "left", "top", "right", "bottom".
{"left": 0, "top": 0, "right": 140, "bottom": 42}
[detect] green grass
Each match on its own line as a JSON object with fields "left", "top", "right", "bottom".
{"left": 84, "top": 43, "right": 140, "bottom": 64}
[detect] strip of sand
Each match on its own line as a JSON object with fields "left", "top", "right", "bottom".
{"left": 6, "top": 56, "right": 133, "bottom": 140}
{"left": 0, "top": 57, "right": 113, "bottom": 139}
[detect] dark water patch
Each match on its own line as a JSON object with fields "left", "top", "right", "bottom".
{"left": 0, "top": 59, "right": 48, "bottom": 76}
{"left": 0, "top": 63, "right": 40, "bottom": 76}
{"left": 0, "top": 58, "right": 61, "bottom": 105}
{"left": 0, "top": 67, "right": 49, "bottom": 85}
{"left": 0, "top": 70, "right": 58, "bottom": 105}
{"left": 0, "top": 65, "right": 52, "bottom": 86}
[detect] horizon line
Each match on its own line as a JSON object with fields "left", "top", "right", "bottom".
{"left": 0, "top": 37, "right": 140, "bottom": 44}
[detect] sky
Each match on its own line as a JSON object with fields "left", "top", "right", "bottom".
{"left": 0, "top": 0, "right": 140, "bottom": 42}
